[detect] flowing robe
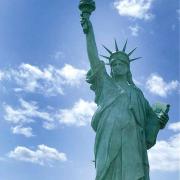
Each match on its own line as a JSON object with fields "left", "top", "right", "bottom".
{"left": 86, "top": 61, "right": 160, "bottom": 180}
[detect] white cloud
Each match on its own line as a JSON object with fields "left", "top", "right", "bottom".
{"left": 11, "top": 126, "right": 34, "bottom": 138}
{"left": 4, "top": 104, "right": 34, "bottom": 125}
{"left": 4, "top": 99, "right": 53, "bottom": 125}
{"left": 146, "top": 73, "right": 179, "bottom": 97}
{"left": 8, "top": 145, "right": 67, "bottom": 166}
{"left": 4, "top": 99, "right": 54, "bottom": 137}
{"left": 148, "top": 122, "right": 180, "bottom": 171}
{"left": 56, "top": 99, "right": 97, "bottom": 126}
{"left": 129, "top": 24, "right": 140, "bottom": 36}
{"left": 42, "top": 122, "right": 56, "bottom": 130}
{"left": 168, "top": 121, "right": 180, "bottom": 132}
{"left": 58, "top": 64, "right": 86, "bottom": 86}
{"left": 4, "top": 98, "right": 97, "bottom": 136}
{"left": 114, "top": 0, "right": 154, "bottom": 20}
{"left": 1, "top": 63, "right": 86, "bottom": 96}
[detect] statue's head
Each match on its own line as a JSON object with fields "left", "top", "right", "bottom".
{"left": 101, "top": 40, "right": 141, "bottom": 84}
{"left": 110, "top": 56, "right": 129, "bottom": 77}
{"left": 109, "top": 51, "right": 130, "bottom": 77}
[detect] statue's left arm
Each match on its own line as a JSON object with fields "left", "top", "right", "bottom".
{"left": 144, "top": 99, "right": 169, "bottom": 149}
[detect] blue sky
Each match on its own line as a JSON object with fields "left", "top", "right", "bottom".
{"left": 0, "top": 0, "right": 179, "bottom": 180}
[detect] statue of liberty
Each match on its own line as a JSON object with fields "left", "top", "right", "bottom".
{"left": 79, "top": 1, "right": 170, "bottom": 180}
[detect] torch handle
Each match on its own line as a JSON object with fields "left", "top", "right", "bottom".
{"left": 80, "top": 12, "right": 91, "bottom": 34}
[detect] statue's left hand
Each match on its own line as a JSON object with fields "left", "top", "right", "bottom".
{"left": 159, "top": 112, "right": 169, "bottom": 129}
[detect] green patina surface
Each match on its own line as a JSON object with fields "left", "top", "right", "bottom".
{"left": 79, "top": 1, "right": 170, "bottom": 180}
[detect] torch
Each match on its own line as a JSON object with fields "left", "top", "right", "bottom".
{"left": 79, "top": 0, "right": 96, "bottom": 33}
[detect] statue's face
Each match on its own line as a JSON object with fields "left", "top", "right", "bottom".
{"left": 111, "top": 59, "right": 128, "bottom": 76}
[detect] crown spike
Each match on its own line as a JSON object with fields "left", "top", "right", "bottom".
{"left": 128, "top": 48, "right": 137, "bottom": 57}
{"left": 114, "top": 39, "right": 119, "bottom": 52}
{"left": 122, "top": 39, "right": 128, "bottom": 52}
{"left": 102, "top": 45, "right": 112, "bottom": 55}
{"left": 100, "top": 55, "right": 110, "bottom": 60}
{"left": 130, "top": 57, "right": 142, "bottom": 62}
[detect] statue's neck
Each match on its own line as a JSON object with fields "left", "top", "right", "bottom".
{"left": 113, "top": 75, "right": 129, "bottom": 87}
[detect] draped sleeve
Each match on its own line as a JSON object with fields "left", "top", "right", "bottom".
{"left": 86, "top": 61, "right": 108, "bottom": 105}
{"left": 144, "top": 97, "right": 161, "bottom": 149}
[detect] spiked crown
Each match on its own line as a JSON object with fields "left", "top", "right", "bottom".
{"left": 101, "top": 40, "right": 141, "bottom": 65}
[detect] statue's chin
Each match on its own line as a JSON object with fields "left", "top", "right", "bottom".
{"left": 113, "top": 72, "right": 127, "bottom": 77}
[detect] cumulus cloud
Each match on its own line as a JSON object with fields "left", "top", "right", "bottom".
{"left": 59, "top": 64, "right": 86, "bottom": 86}
{"left": 114, "top": 0, "right": 154, "bottom": 20}
{"left": 11, "top": 126, "right": 34, "bottom": 138}
{"left": 3, "top": 98, "right": 96, "bottom": 136}
{"left": 129, "top": 24, "right": 141, "bottom": 36}
{"left": 148, "top": 121, "right": 180, "bottom": 171}
{"left": 8, "top": 145, "right": 67, "bottom": 166}
{"left": 3, "top": 99, "right": 55, "bottom": 136}
{"left": 56, "top": 99, "right": 97, "bottom": 126}
{"left": 42, "top": 122, "right": 56, "bottom": 130}
{"left": 1, "top": 63, "right": 86, "bottom": 96}
{"left": 146, "top": 73, "right": 179, "bottom": 97}
{"left": 4, "top": 99, "right": 53, "bottom": 125}
{"left": 168, "top": 122, "right": 180, "bottom": 132}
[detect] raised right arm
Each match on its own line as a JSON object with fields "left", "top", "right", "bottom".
{"left": 80, "top": 13, "right": 100, "bottom": 70}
